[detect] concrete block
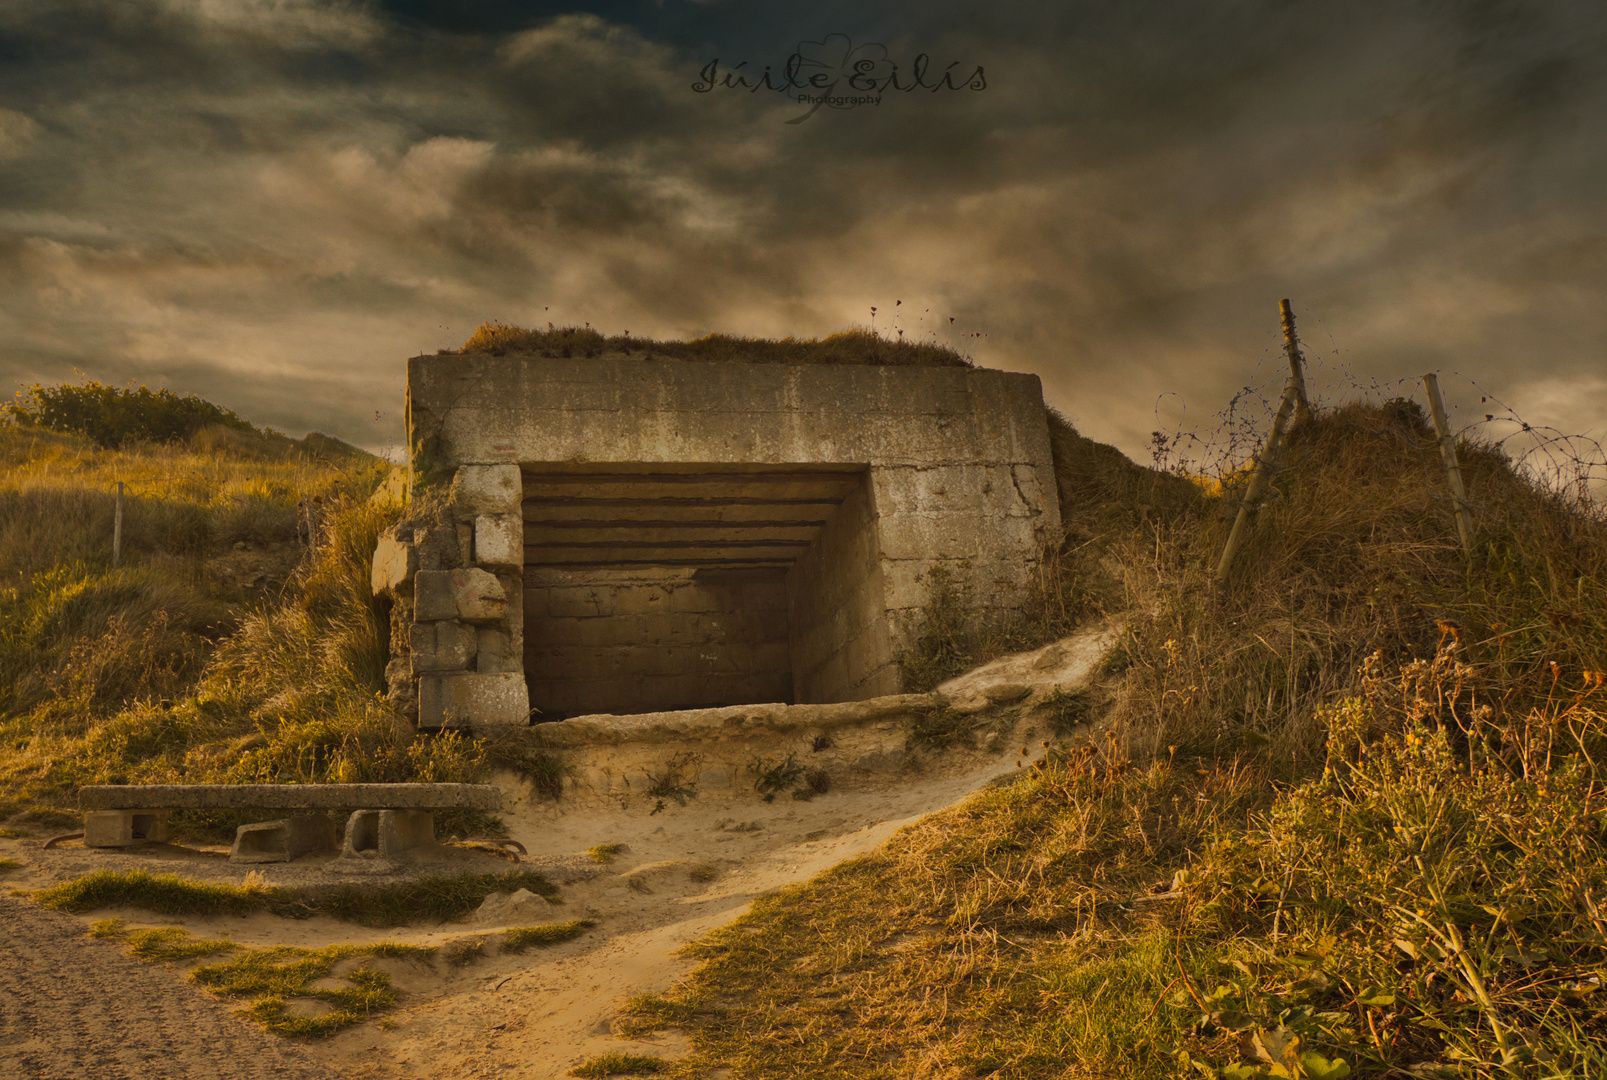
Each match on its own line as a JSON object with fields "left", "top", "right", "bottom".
{"left": 438, "top": 620, "right": 480, "bottom": 669}
{"left": 340, "top": 808, "right": 436, "bottom": 862}
{"left": 474, "top": 513, "right": 523, "bottom": 569}
{"left": 476, "top": 627, "right": 520, "bottom": 673}
{"left": 415, "top": 568, "right": 507, "bottom": 623}
{"left": 452, "top": 464, "right": 523, "bottom": 518}
{"left": 83, "top": 809, "right": 169, "bottom": 847}
{"left": 370, "top": 528, "right": 417, "bottom": 597}
{"left": 230, "top": 815, "right": 339, "bottom": 864}
{"left": 418, "top": 671, "right": 529, "bottom": 730}
{"left": 410, "top": 620, "right": 477, "bottom": 674}
{"left": 415, "top": 525, "right": 462, "bottom": 572}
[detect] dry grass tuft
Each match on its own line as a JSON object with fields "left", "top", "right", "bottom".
{"left": 453, "top": 322, "right": 970, "bottom": 368}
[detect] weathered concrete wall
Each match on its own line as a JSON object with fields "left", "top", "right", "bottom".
{"left": 372, "top": 465, "right": 531, "bottom": 730}
{"left": 388, "top": 353, "right": 1060, "bottom": 727}
{"left": 786, "top": 472, "right": 893, "bottom": 702}
{"left": 524, "top": 567, "right": 791, "bottom": 717}
{"left": 408, "top": 356, "right": 1057, "bottom": 482}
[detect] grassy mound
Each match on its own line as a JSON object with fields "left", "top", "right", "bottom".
{"left": 609, "top": 397, "right": 1607, "bottom": 1079}
{"left": 0, "top": 390, "right": 486, "bottom": 835}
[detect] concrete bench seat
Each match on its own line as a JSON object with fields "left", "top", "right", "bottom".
{"left": 76, "top": 783, "right": 503, "bottom": 867}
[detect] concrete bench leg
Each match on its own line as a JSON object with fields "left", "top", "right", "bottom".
{"left": 84, "top": 810, "right": 169, "bottom": 847}
{"left": 340, "top": 809, "right": 436, "bottom": 862}
{"left": 230, "top": 815, "right": 339, "bottom": 864}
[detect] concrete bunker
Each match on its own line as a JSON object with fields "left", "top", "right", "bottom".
{"left": 375, "top": 352, "right": 1061, "bottom": 729}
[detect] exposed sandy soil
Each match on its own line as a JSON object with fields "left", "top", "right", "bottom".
{"left": 0, "top": 894, "right": 340, "bottom": 1080}
{"left": 0, "top": 624, "right": 1113, "bottom": 1080}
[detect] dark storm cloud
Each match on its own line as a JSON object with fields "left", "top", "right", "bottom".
{"left": 0, "top": 0, "right": 1602, "bottom": 461}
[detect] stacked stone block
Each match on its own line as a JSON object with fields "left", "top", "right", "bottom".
{"left": 371, "top": 463, "right": 530, "bottom": 730}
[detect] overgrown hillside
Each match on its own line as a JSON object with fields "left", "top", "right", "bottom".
{"left": 610, "top": 398, "right": 1607, "bottom": 1080}
{"left": 0, "top": 380, "right": 483, "bottom": 836}
{"left": 6, "top": 348, "right": 1606, "bottom": 1078}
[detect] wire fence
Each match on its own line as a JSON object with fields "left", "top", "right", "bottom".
{"left": 1150, "top": 340, "right": 1607, "bottom": 511}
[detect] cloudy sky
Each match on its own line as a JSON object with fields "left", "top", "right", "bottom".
{"left": 2, "top": 0, "right": 1604, "bottom": 473}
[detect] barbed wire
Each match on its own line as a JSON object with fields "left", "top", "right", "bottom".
{"left": 1149, "top": 339, "right": 1606, "bottom": 509}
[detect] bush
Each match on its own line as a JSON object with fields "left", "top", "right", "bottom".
{"left": 5, "top": 379, "right": 257, "bottom": 449}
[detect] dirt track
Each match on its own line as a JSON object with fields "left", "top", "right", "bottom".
{"left": 0, "top": 894, "right": 342, "bottom": 1080}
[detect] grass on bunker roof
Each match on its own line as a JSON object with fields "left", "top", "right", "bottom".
{"left": 608, "top": 398, "right": 1607, "bottom": 1079}
{"left": 449, "top": 321, "right": 973, "bottom": 367}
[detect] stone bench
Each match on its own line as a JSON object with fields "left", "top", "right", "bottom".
{"left": 77, "top": 783, "right": 503, "bottom": 867}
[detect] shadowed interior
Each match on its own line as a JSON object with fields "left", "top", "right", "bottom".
{"left": 522, "top": 464, "right": 887, "bottom": 718}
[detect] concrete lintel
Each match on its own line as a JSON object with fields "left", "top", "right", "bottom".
{"left": 79, "top": 783, "right": 503, "bottom": 812}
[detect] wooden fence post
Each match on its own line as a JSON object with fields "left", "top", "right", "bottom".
{"left": 1279, "top": 299, "right": 1311, "bottom": 427}
{"left": 1422, "top": 373, "right": 1475, "bottom": 556}
{"left": 112, "top": 481, "right": 123, "bottom": 567}
{"left": 1215, "top": 379, "right": 1302, "bottom": 589}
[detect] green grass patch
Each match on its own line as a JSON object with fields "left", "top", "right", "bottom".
{"left": 36, "top": 868, "right": 271, "bottom": 917}
{"left": 570, "top": 1053, "right": 667, "bottom": 1077}
{"left": 129, "top": 926, "right": 240, "bottom": 962}
{"left": 85, "top": 921, "right": 428, "bottom": 1037}
{"left": 0, "top": 827, "right": 33, "bottom": 838}
{"left": 192, "top": 943, "right": 404, "bottom": 1038}
{"left": 91, "top": 917, "right": 238, "bottom": 961}
{"left": 588, "top": 842, "right": 625, "bottom": 864}
{"left": 0, "top": 857, "right": 20, "bottom": 871}
{"left": 502, "top": 919, "right": 594, "bottom": 953}
{"left": 36, "top": 869, "right": 561, "bottom": 927}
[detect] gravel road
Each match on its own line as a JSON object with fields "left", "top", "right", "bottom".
{"left": 0, "top": 894, "right": 344, "bottom": 1080}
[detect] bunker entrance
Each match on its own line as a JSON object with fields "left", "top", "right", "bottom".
{"left": 522, "top": 464, "right": 887, "bottom": 718}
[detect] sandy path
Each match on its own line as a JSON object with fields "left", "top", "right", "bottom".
{"left": 0, "top": 894, "right": 340, "bottom": 1080}
{"left": 5, "top": 625, "right": 1111, "bottom": 1079}
{"left": 314, "top": 750, "right": 1041, "bottom": 1079}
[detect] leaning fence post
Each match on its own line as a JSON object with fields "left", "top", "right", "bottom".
{"left": 1215, "top": 379, "right": 1302, "bottom": 588}
{"left": 112, "top": 481, "right": 123, "bottom": 567}
{"left": 1279, "top": 299, "right": 1311, "bottom": 427}
{"left": 1422, "top": 373, "right": 1475, "bottom": 557}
